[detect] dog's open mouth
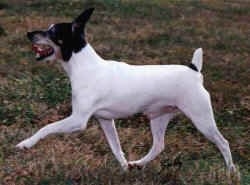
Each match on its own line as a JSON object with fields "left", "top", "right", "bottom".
{"left": 32, "top": 44, "right": 54, "bottom": 61}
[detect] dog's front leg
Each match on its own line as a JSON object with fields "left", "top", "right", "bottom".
{"left": 98, "top": 118, "right": 128, "bottom": 171}
{"left": 16, "top": 114, "right": 89, "bottom": 149}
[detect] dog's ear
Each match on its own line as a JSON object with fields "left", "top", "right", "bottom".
{"left": 70, "top": 8, "right": 94, "bottom": 54}
{"left": 73, "top": 8, "right": 94, "bottom": 29}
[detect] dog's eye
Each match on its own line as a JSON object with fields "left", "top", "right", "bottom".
{"left": 47, "top": 30, "right": 58, "bottom": 43}
{"left": 47, "top": 29, "right": 55, "bottom": 37}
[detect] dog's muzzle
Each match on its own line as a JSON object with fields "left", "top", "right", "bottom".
{"left": 27, "top": 31, "right": 55, "bottom": 61}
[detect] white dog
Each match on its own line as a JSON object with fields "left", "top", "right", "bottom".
{"left": 17, "top": 8, "right": 235, "bottom": 172}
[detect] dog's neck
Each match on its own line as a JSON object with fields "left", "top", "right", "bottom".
{"left": 60, "top": 44, "right": 103, "bottom": 89}
{"left": 61, "top": 44, "right": 103, "bottom": 76}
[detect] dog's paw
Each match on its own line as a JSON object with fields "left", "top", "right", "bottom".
{"left": 128, "top": 161, "right": 143, "bottom": 170}
{"left": 229, "top": 164, "right": 237, "bottom": 174}
{"left": 16, "top": 139, "right": 33, "bottom": 149}
{"left": 121, "top": 163, "right": 129, "bottom": 171}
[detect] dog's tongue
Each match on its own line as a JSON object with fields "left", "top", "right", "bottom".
{"left": 32, "top": 44, "right": 43, "bottom": 53}
{"left": 31, "top": 44, "right": 53, "bottom": 58}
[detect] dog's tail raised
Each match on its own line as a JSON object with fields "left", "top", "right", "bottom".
{"left": 189, "top": 48, "right": 203, "bottom": 72}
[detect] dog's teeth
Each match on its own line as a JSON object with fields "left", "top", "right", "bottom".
{"left": 36, "top": 53, "right": 40, "bottom": 58}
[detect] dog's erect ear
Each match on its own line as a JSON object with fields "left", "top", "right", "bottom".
{"left": 73, "top": 8, "right": 94, "bottom": 29}
{"left": 68, "top": 8, "right": 94, "bottom": 55}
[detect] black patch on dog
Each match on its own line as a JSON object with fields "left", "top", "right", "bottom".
{"left": 48, "top": 23, "right": 76, "bottom": 61}
{"left": 49, "top": 8, "right": 94, "bottom": 61}
{"left": 27, "top": 8, "right": 94, "bottom": 62}
{"left": 188, "top": 63, "right": 198, "bottom": 72}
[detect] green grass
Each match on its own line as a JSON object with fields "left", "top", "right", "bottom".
{"left": 0, "top": 0, "right": 249, "bottom": 184}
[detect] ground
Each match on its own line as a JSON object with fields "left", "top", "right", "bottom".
{"left": 0, "top": 0, "right": 249, "bottom": 185}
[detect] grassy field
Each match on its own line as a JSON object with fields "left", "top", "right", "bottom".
{"left": 0, "top": 0, "right": 249, "bottom": 184}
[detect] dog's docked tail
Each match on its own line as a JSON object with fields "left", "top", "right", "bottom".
{"left": 189, "top": 48, "right": 203, "bottom": 72}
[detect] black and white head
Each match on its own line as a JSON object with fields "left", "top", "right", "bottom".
{"left": 27, "top": 8, "right": 94, "bottom": 62}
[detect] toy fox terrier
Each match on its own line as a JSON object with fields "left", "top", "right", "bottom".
{"left": 17, "top": 8, "right": 235, "bottom": 172}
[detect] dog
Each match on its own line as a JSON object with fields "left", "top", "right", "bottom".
{"left": 16, "top": 8, "right": 235, "bottom": 172}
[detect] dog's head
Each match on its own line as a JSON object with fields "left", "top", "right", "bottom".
{"left": 27, "top": 8, "right": 94, "bottom": 62}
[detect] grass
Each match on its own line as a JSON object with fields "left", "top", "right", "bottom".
{"left": 0, "top": 0, "right": 249, "bottom": 184}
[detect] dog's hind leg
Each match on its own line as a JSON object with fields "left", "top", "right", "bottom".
{"left": 98, "top": 119, "right": 128, "bottom": 170}
{"left": 128, "top": 113, "right": 175, "bottom": 169}
{"left": 16, "top": 114, "right": 90, "bottom": 149}
{"left": 178, "top": 87, "right": 235, "bottom": 173}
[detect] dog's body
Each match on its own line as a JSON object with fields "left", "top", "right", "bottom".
{"left": 65, "top": 44, "right": 201, "bottom": 120}
{"left": 17, "top": 8, "right": 235, "bottom": 172}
